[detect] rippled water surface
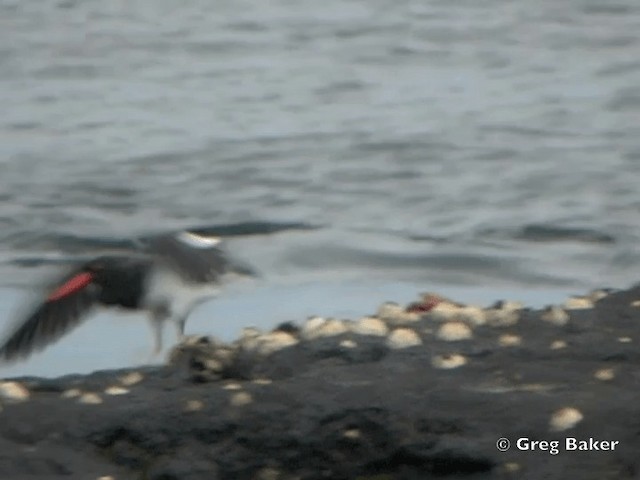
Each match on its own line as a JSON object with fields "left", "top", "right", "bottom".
{"left": 1, "top": 0, "right": 640, "bottom": 375}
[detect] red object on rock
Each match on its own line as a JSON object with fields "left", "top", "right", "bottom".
{"left": 406, "top": 296, "right": 441, "bottom": 313}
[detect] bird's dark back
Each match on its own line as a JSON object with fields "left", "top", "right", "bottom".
{"left": 146, "top": 234, "right": 235, "bottom": 283}
{"left": 92, "top": 256, "right": 151, "bottom": 309}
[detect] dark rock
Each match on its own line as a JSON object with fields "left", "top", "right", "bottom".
{"left": 2, "top": 286, "right": 640, "bottom": 479}
{"left": 273, "top": 321, "right": 300, "bottom": 335}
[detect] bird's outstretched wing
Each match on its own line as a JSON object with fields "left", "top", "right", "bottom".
{"left": 145, "top": 232, "right": 240, "bottom": 283}
{"left": 0, "top": 267, "right": 101, "bottom": 362}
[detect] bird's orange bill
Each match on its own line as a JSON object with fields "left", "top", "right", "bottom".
{"left": 47, "top": 272, "right": 94, "bottom": 301}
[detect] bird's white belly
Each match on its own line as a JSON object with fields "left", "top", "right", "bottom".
{"left": 143, "top": 268, "right": 220, "bottom": 318}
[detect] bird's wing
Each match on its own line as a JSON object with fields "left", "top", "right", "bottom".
{"left": 144, "top": 232, "right": 233, "bottom": 283}
{"left": 0, "top": 267, "right": 101, "bottom": 362}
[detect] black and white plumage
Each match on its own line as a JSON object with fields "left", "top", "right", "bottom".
{"left": 0, "top": 231, "right": 255, "bottom": 363}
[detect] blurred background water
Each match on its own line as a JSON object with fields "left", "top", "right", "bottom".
{"left": 1, "top": 0, "right": 639, "bottom": 376}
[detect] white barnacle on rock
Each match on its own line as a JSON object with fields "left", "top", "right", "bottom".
{"left": 589, "top": 289, "right": 609, "bottom": 302}
{"left": 343, "top": 428, "right": 361, "bottom": 439}
{"left": 78, "top": 393, "right": 103, "bottom": 405}
{"left": 431, "top": 353, "right": 467, "bottom": 370}
{"left": 300, "top": 316, "right": 326, "bottom": 339}
{"left": 301, "top": 317, "right": 348, "bottom": 340}
{"left": 426, "top": 301, "right": 462, "bottom": 323}
{"left": 484, "top": 308, "right": 519, "bottom": 327}
{"left": 594, "top": 368, "right": 615, "bottom": 381}
{"left": 339, "top": 339, "right": 357, "bottom": 349}
{"left": 386, "top": 328, "right": 422, "bottom": 349}
{"left": 185, "top": 399, "right": 204, "bottom": 412}
{"left": 229, "top": 391, "right": 253, "bottom": 407}
{"left": 550, "top": 340, "right": 567, "bottom": 350}
{"left": 0, "top": 381, "right": 30, "bottom": 403}
{"left": 222, "top": 382, "right": 243, "bottom": 391}
{"left": 252, "top": 331, "right": 299, "bottom": 355}
{"left": 491, "top": 299, "right": 525, "bottom": 312}
{"left": 203, "top": 358, "right": 224, "bottom": 371}
{"left": 104, "top": 386, "right": 129, "bottom": 396}
{"left": 563, "top": 296, "right": 594, "bottom": 310}
{"left": 240, "top": 327, "right": 262, "bottom": 340}
{"left": 549, "top": 407, "right": 583, "bottom": 431}
{"left": 256, "top": 467, "right": 281, "bottom": 480}
{"left": 301, "top": 315, "right": 326, "bottom": 336}
{"left": 456, "top": 306, "right": 487, "bottom": 326}
{"left": 61, "top": 388, "right": 82, "bottom": 399}
{"left": 351, "top": 316, "right": 389, "bottom": 337}
{"left": 252, "top": 378, "right": 272, "bottom": 385}
{"left": 540, "top": 305, "right": 569, "bottom": 326}
{"left": 0, "top": 381, "right": 29, "bottom": 403}
{"left": 498, "top": 334, "right": 522, "bottom": 347}
{"left": 502, "top": 463, "right": 521, "bottom": 474}
{"left": 119, "top": 371, "right": 144, "bottom": 386}
{"left": 318, "top": 318, "right": 349, "bottom": 337}
{"left": 436, "top": 322, "right": 472, "bottom": 341}
{"left": 377, "top": 301, "right": 421, "bottom": 325}
{"left": 376, "top": 301, "right": 404, "bottom": 319}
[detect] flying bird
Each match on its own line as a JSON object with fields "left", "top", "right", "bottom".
{"left": 0, "top": 231, "right": 256, "bottom": 363}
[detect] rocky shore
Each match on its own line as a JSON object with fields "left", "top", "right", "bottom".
{"left": 2, "top": 285, "right": 640, "bottom": 479}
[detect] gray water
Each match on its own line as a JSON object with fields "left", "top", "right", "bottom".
{"left": 1, "top": 0, "right": 640, "bottom": 376}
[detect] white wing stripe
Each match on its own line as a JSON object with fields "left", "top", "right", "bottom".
{"left": 177, "top": 232, "right": 222, "bottom": 249}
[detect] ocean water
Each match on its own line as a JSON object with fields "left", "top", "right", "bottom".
{"left": 1, "top": 0, "right": 639, "bottom": 376}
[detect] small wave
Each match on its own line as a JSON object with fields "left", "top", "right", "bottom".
{"left": 512, "top": 224, "right": 615, "bottom": 244}
{"left": 6, "top": 256, "right": 80, "bottom": 269}
{"left": 3, "top": 221, "right": 320, "bottom": 266}
{"left": 189, "top": 221, "right": 320, "bottom": 237}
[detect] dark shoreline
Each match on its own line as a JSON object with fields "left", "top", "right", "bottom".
{"left": 2, "top": 285, "right": 640, "bottom": 479}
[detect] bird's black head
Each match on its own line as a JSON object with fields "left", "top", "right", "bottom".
{"left": 81, "top": 255, "right": 150, "bottom": 309}
{"left": 82, "top": 257, "right": 110, "bottom": 279}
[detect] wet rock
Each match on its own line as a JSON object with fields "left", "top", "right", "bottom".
{"left": 2, "top": 285, "right": 640, "bottom": 479}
